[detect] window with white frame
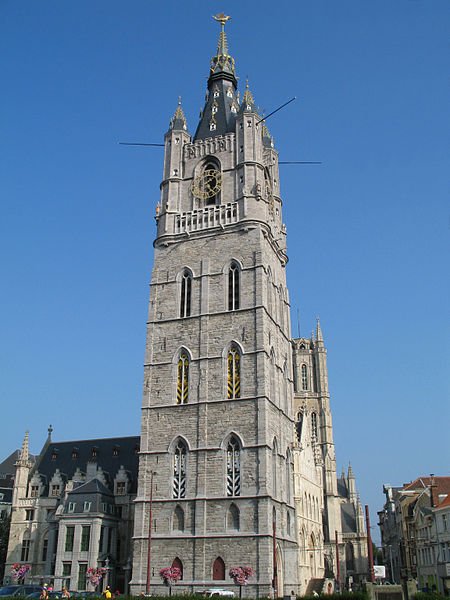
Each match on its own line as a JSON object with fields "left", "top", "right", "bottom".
{"left": 226, "top": 437, "right": 241, "bottom": 497}
{"left": 173, "top": 440, "right": 187, "bottom": 499}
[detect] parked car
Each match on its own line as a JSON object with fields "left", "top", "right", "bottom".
{"left": 204, "top": 590, "right": 235, "bottom": 598}
{"left": 0, "top": 586, "right": 43, "bottom": 597}
{"left": 26, "top": 592, "right": 62, "bottom": 599}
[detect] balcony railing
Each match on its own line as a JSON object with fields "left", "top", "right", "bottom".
{"left": 175, "top": 202, "right": 238, "bottom": 234}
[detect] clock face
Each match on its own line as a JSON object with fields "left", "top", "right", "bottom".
{"left": 191, "top": 169, "right": 222, "bottom": 200}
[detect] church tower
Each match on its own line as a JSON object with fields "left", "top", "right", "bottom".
{"left": 131, "top": 15, "right": 298, "bottom": 596}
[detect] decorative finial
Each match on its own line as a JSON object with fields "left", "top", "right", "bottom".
{"left": 213, "top": 13, "right": 231, "bottom": 28}
{"left": 178, "top": 96, "right": 182, "bottom": 105}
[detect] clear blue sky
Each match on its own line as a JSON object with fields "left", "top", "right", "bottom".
{"left": 1, "top": 1, "right": 449, "bottom": 537}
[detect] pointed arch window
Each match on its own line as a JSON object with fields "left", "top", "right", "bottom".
{"left": 227, "top": 503, "right": 240, "bottom": 531}
{"left": 301, "top": 364, "right": 308, "bottom": 390}
{"left": 311, "top": 412, "right": 318, "bottom": 440}
{"left": 272, "top": 439, "right": 278, "bottom": 498}
{"left": 173, "top": 440, "right": 187, "bottom": 498}
{"left": 177, "top": 353, "right": 189, "bottom": 404}
{"left": 226, "top": 437, "right": 241, "bottom": 496}
{"left": 180, "top": 270, "right": 192, "bottom": 318}
{"left": 228, "top": 262, "right": 240, "bottom": 311}
{"left": 173, "top": 506, "right": 184, "bottom": 532}
{"left": 227, "top": 346, "right": 241, "bottom": 399}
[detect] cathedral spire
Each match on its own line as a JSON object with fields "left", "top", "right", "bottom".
{"left": 16, "top": 431, "right": 32, "bottom": 467}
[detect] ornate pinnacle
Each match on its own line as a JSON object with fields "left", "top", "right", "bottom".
{"left": 169, "top": 97, "right": 188, "bottom": 131}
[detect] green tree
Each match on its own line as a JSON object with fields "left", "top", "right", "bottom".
{"left": 0, "top": 514, "right": 11, "bottom": 582}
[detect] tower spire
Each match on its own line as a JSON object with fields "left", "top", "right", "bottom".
{"left": 194, "top": 14, "right": 239, "bottom": 141}
{"left": 316, "top": 316, "right": 324, "bottom": 343}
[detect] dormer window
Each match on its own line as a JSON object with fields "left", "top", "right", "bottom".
{"left": 210, "top": 121, "right": 216, "bottom": 131}
{"left": 113, "top": 446, "right": 120, "bottom": 457}
{"left": 51, "top": 484, "right": 61, "bottom": 497}
{"left": 116, "top": 482, "right": 126, "bottom": 496}
{"left": 212, "top": 103, "right": 218, "bottom": 114}
{"left": 30, "top": 485, "right": 39, "bottom": 498}
{"left": 83, "top": 501, "right": 91, "bottom": 512}
{"left": 213, "top": 89, "right": 220, "bottom": 98}
{"left": 226, "top": 88, "right": 233, "bottom": 98}
{"left": 71, "top": 448, "right": 79, "bottom": 460}
{"left": 91, "top": 447, "right": 98, "bottom": 459}
{"left": 51, "top": 449, "right": 58, "bottom": 461}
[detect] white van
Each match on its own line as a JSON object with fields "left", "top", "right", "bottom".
{"left": 205, "top": 590, "right": 235, "bottom": 598}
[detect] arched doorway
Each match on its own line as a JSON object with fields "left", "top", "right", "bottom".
{"left": 275, "top": 544, "right": 284, "bottom": 598}
{"left": 213, "top": 557, "right": 225, "bottom": 581}
{"left": 172, "top": 557, "right": 183, "bottom": 579}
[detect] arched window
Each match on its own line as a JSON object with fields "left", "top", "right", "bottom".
{"left": 177, "top": 353, "right": 189, "bottom": 404}
{"left": 311, "top": 412, "right": 318, "bottom": 440}
{"left": 228, "top": 262, "right": 240, "bottom": 311}
{"left": 172, "top": 557, "right": 183, "bottom": 579}
{"left": 301, "top": 364, "right": 308, "bottom": 390}
{"left": 213, "top": 557, "right": 225, "bottom": 580}
{"left": 173, "top": 506, "right": 184, "bottom": 532}
{"left": 203, "top": 160, "right": 221, "bottom": 205}
{"left": 226, "top": 436, "right": 241, "bottom": 496}
{"left": 270, "top": 349, "right": 276, "bottom": 404}
{"left": 180, "top": 270, "right": 192, "bottom": 318}
{"left": 295, "top": 411, "right": 303, "bottom": 443}
{"left": 272, "top": 439, "right": 278, "bottom": 497}
{"left": 227, "top": 503, "right": 240, "bottom": 531}
{"left": 227, "top": 346, "right": 241, "bottom": 399}
{"left": 345, "top": 543, "right": 355, "bottom": 572}
{"left": 173, "top": 440, "right": 187, "bottom": 498}
{"left": 286, "top": 448, "right": 292, "bottom": 504}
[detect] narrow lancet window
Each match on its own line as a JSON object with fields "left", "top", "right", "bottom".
{"left": 177, "top": 353, "right": 189, "bottom": 404}
{"left": 301, "top": 364, "right": 308, "bottom": 390}
{"left": 173, "top": 440, "right": 187, "bottom": 498}
{"left": 311, "top": 412, "right": 318, "bottom": 440}
{"left": 226, "top": 437, "right": 241, "bottom": 496}
{"left": 227, "top": 346, "right": 241, "bottom": 399}
{"left": 180, "top": 271, "right": 192, "bottom": 318}
{"left": 228, "top": 263, "right": 240, "bottom": 311}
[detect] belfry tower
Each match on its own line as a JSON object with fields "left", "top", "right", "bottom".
{"left": 131, "top": 15, "right": 298, "bottom": 596}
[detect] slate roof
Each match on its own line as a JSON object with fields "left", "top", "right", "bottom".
{"left": 0, "top": 487, "right": 13, "bottom": 503}
{"left": 34, "top": 436, "right": 140, "bottom": 494}
{"left": 341, "top": 503, "right": 357, "bottom": 534}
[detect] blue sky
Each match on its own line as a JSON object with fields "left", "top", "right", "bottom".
{"left": 1, "top": 1, "right": 449, "bottom": 537}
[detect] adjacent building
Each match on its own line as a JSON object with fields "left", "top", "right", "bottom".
{"left": 4, "top": 430, "right": 139, "bottom": 594}
{"left": 378, "top": 476, "right": 450, "bottom": 595}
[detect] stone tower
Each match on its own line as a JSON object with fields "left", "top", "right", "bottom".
{"left": 131, "top": 15, "right": 298, "bottom": 597}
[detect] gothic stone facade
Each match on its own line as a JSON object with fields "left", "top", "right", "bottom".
{"left": 131, "top": 18, "right": 366, "bottom": 598}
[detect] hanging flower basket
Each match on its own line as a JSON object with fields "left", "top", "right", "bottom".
{"left": 11, "top": 563, "right": 31, "bottom": 581}
{"left": 87, "top": 567, "right": 107, "bottom": 587}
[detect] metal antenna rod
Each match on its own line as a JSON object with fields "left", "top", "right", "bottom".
{"left": 118, "top": 142, "right": 164, "bottom": 147}
{"left": 256, "top": 96, "right": 296, "bottom": 125}
{"left": 279, "top": 161, "right": 322, "bottom": 165}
